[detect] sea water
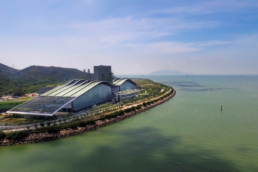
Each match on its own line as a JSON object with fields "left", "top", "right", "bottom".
{"left": 0, "top": 75, "right": 258, "bottom": 172}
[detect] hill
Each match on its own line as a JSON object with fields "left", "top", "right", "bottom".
{"left": 149, "top": 69, "right": 192, "bottom": 75}
{"left": 15, "top": 66, "right": 93, "bottom": 82}
{"left": 0, "top": 63, "right": 19, "bottom": 77}
{"left": 0, "top": 63, "right": 93, "bottom": 96}
{"left": 0, "top": 63, "right": 18, "bottom": 96}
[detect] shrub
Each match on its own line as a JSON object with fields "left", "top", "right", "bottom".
{"left": 136, "top": 105, "right": 141, "bottom": 109}
{"left": 99, "top": 116, "right": 106, "bottom": 120}
{"left": 114, "top": 110, "right": 124, "bottom": 117}
{"left": 124, "top": 108, "right": 131, "bottom": 113}
{"left": 105, "top": 114, "right": 113, "bottom": 119}
{"left": 70, "top": 123, "right": 78, "bottom": 129}
{"left": 26, "top": 126, "right": 30, "bottom": 129}
{"left": 34, "top": 124, "right": 38, "bottom": 129}
{"left": 46, "top": 127, "right": 61, "bottom": 134}
{"left": 0, "top": 131, "right": 6, "bottom": 140}
{"left": 77, "top": 121, "right": 86, "bottom": 127}
{"left": 5, "top": 131, "right": 28, "bottom": 140}
{"left": 40, "top": 123, "right": 45, "bottom": 127}
{"left": 47, "top": 122, "right": 51, "bottom": 126}
{"left": 61, "top": 122, "right": 78, "bottom": 129}
{"left": 78, "top": 120, "right": 95, "bottom": 127}
{"left": 86, "top": 120, "right": 95, "bottom": 125}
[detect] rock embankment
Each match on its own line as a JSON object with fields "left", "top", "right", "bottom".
{"left": 0, "top": 90, "right": 176, "bottom": 146}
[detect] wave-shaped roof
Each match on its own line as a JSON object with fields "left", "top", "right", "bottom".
{"left": 8, "top": 78, "right": 138, "bottom": 116}
{"left": 113, "top": 78, "right": 137, "bottom": 86}
{"left": 7, "top": 80, "right": 115, "bottom": 116}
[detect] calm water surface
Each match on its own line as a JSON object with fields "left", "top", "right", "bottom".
{"left": 1, "top": 76, "right": 258, "bottom": 172}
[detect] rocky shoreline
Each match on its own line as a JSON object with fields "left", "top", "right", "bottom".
{"left": 0, "top": 90, "right": 176, "bottom": 147}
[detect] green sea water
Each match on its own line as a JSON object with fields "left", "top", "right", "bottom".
{"left": 1, "top": 75, "right": 258, "bottom": 172}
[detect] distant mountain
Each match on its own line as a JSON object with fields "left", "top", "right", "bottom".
{"left": 0, "top": 63, "right": 19, "bottom": 77}
{"left": 15, "top": 65, "right": 93, "bottom": 82}
{"left": 149, "top": 69, "right": 192, "bottom": 75}
{"left": 0, "top": 63, "right": 93, "bottom": 96}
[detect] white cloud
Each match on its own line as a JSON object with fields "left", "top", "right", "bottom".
{"left": 194, "top": 40, "right": 233, "bottom": 47}
{"left": 1, "top": 33, "right": 258, "bottom": 74}
{"left": 137, "top": 42, "right": 199, "bottom": 54}
{"left": 67, "top": 17, "right": 219, "bottom": 45}
{"left": 1, "top": 0, "right": 258, "bottom": 75}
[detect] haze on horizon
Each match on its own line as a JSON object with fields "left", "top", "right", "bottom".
{"left": 0, "top": 0, "right": 258, "bottom": 75}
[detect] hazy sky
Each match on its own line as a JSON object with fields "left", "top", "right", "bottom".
{"left": 0, "top": 0, "right": 258, "bottom": 74}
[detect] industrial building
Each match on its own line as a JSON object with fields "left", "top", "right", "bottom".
{"left": 113, "top": 78, "right": 139, "bottom": 101}
{"left": 7, "top": 78, "right": 138, "bottom": 116}
{"left": 94, "top": 65, "right": 112, "bottom": 83}
{"left": 113, "top": 78, "right": 137, "bottom": 91}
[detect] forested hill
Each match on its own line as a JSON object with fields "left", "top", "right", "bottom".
{"left": 0, "top": 64, "right": 18, "bottom": 96}
{"left": 0, "top": 63, "right": 93, "bottom": 96}
{"left": 15, "top": 66, "right": 93, "bottom": 81}
{"left": 0, "top": 63, "right": 19, "bottom": 78}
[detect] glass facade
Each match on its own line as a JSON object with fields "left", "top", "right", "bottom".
{"left": 120, "top": 81, "right": 136, "bottom": 91}
{"left": 72, "top": 84, "right": 112, "bottom": 111}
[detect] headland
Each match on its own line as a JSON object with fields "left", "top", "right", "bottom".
{"left": 0, "top": 79, "right": 176, "bottom": 146}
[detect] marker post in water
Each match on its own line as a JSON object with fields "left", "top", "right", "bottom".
{"left": 221, "top": 105, "right": 222, "bottom": 111}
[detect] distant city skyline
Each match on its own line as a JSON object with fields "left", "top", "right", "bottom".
{"left": 1, "top": 0, "right": 258, "bottom": 75}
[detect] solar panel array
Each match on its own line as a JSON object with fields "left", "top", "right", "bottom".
{"left": 10, "top": 96, "right": 74, "bottom": 114}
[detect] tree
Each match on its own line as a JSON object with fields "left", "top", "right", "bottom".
{"left": 13, "top": 87, "right": 25, "bottom": 96}
{"left": 5, "top": 131, "right": 28, "bottom": 140}
{"left": 47, "top": 122, "right": 51, "bottom": 126}
{"left": 0, "top": 131, "right": 6, "bottom": 140}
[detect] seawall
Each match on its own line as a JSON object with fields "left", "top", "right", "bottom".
{"left": 0, "top": 89, "right": 176, "bottom": 146}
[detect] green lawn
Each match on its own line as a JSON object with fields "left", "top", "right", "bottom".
{"left": 0, "top": 101, "right": 24, "bottom": 109}
{"left": 90, "top": 102, "right": 114, "bottom": 111}
{"left": 18, "top": 97, "right": 31, "bottom": 101}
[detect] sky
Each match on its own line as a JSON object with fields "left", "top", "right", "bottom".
{"left": 0, "top": 0, "right": 258, "bottom": 75}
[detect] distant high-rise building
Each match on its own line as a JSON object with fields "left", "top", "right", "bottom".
{"left": 94, "top": 65, "right": 112, "bottom": 83}
{"left": 84, "top": 69, "right": 86, "bottom": 72}
{"left": 88, "top": 69, "right": 90, "bottom": 73}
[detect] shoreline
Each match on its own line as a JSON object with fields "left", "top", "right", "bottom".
{"left": 0, "top": 89, "right": 176, "bottom": 147}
